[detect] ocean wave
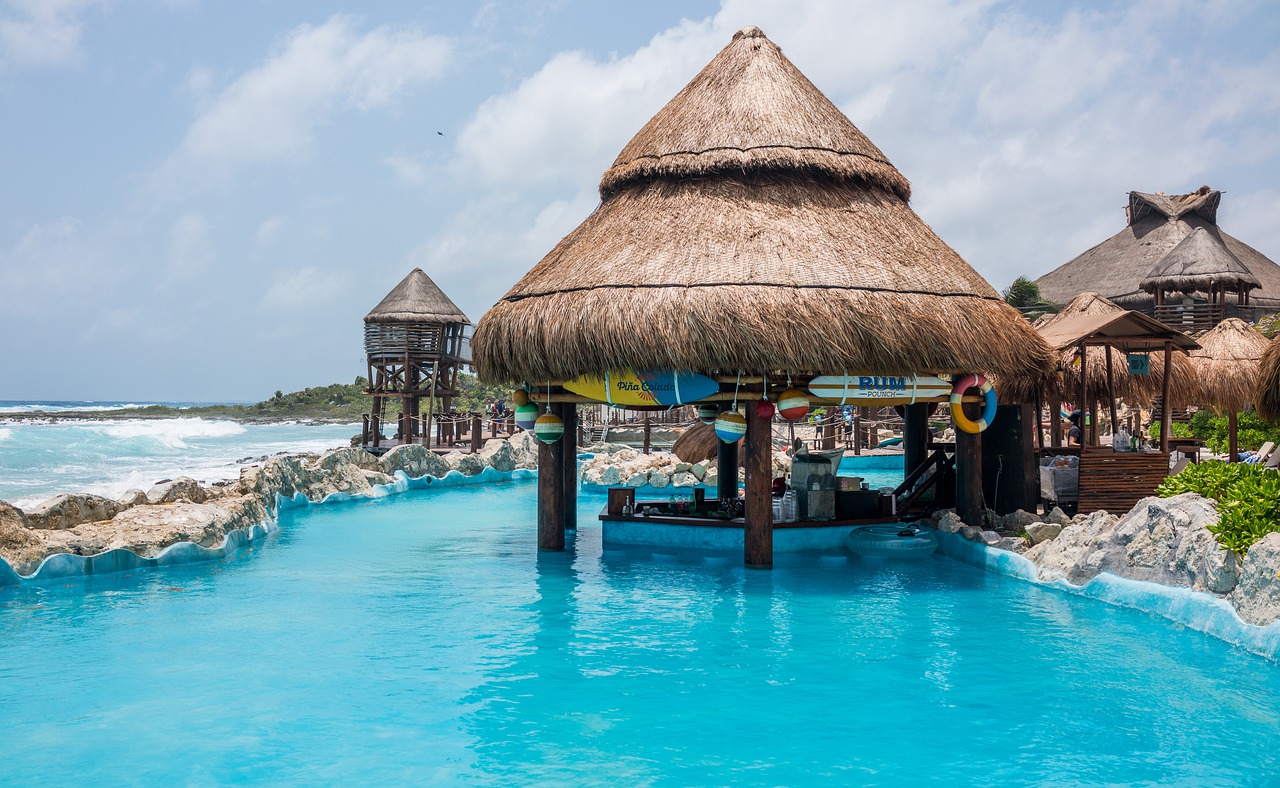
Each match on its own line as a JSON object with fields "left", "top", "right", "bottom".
{"left": 0, "top": 428, "right": 11, "bottom": 442}
{"left": 92, "top": 418, "right": 247, "bottom": 449}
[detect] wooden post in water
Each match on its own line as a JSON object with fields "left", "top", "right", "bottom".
{"left": 562, "top": 404, "right": 579, "bottom": 531}
{"left": 471, "top": 415, "right": 482, "bottom": 453}
{"left": 955, "top": 397, "right": 983, "bottom": 527}
{"left": 537, "top": 404, "right": 566, "bottom": 551}
{"left": 717, "top": 404, "right": 739, "bottom": 502}
{"left": 744, "top": 403, "right": 773, "bottom": 567}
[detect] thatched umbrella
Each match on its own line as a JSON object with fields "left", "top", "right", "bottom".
{"left": 1257, "top": 339, "right": 1280, "bottom": 425}
{"left": 997, "top": 292, "right": 1194, "bottom": 409}
{"left": 473, "top": 26, "right": 1050, "bottom": 385}
{"left": 1187, "top": 318, "right": 1272, "bottom": 460}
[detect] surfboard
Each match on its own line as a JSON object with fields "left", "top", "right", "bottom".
{"left": 563, "top": 370, "right": 720, "bottom": 406}
{"left": 808, "top": 374, "right": 953, "bottom": 405}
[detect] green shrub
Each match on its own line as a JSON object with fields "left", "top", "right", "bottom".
{"left": 1157, "top": 460, "right": 1280, "bottom": 554}
{"left": 1150, "top": 410, "right": 1280, "bottom": 455}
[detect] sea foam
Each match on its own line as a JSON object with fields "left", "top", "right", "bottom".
{"left": 92, "top": 418, "right": 247, "bottom": 449}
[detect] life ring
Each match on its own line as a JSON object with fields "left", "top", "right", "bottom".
{"left": 949, "top": 373, "right": 997, "bottom": 434}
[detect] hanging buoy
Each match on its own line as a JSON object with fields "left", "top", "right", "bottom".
{"left": 696, "top": 404, "right": 719, "bottom": 424}
{"left": 514, "top": 402, "right": 540, "bottom": 431}
{"left": 512, "top": 389, "right": 530, "bottom": 407}
{"left": 534, "top": 413, "right": 564, "bottom": 444}
{"left": 755, "top": 400, "right": 775, "bottom": 420}
{"left": 778, "top": 389, "right": 809, "bottom": 421}
{"left": 714, "top": 411, "right": 747, "bottom": 443}
{"left": 949, "top": 373, "right": 998, "bottom": 434}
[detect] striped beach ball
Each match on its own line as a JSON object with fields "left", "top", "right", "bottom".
{"left": 696, "top": 404, "right": 719, "bottom": 424}
{"left": 778, "top": 389, "right": 809, "bottom": 420}
{"left": 534, "top": 413, "right": 565, "bottom": 444}
{"left": 714, "top": 411, "right": 747, "bottom": 443}
{"left": 511, "top": 389, "right": 530, "bottom": 407}
{"left": 515, "top": 402, "right": 540, "bottom": 431}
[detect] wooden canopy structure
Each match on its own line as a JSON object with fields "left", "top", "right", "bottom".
{"left": 362, "top": 268, "right": 470, "bottom": 451}
{"left": 1035, "top": 187, "right": 1280, "bottom": 329}
{"left": 1037, "top": 308, "right": 1199, "bottom": 453}
{"left": 1187, "top": 318, "right": 1273, "bottom": 460}
{"left": 472, "top": 26, "right": 1052, "bottom": 565}
{"left": 997, "top": 292, "right": 1194, "bottom": 409}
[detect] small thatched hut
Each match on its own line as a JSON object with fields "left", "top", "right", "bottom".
{"left": 1257, "top": 340, "right": 1280, "bottom": 425}
{"left": 362, "top": 268, "right": 471, "bottom": 450}
{"left": 1035, "top": 188, "right": 1280, "bottom": 329}
{"left": 473, "top": 26, "right": 1052, "bottom": 563}
{"left": 997, "top": 292, "right": 1194, "bottom": 409}
{"left": 1187, "top": 318, "right": 1272, "bottom": 460}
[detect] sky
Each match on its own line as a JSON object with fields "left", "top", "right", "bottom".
{"left": 1, "top": 0, "right": 1278, "bottom": 401}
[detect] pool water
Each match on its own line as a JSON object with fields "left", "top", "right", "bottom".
{"left": 838, "top": 453, "right": 905, "bottom": 491}
{"left": 2, "top": 480, "right": 1278, "bottom": 785}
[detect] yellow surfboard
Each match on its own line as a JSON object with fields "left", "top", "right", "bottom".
{"left": 563, "top": 370, "right": 719, "bottom": 406}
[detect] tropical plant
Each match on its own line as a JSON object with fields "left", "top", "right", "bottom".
{"left": 1155, "top": 409, "right": 1280, "bottom": 454}
{"left": 1002, "top": 276, "right": 1059, "bottom": 321}
{"left": 1157, "top": 460, "right": 1280, "bottom": 554}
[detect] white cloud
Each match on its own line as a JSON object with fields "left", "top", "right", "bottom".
{"left": 157, "top": 14, "right": 453, "bottom": 193}
{"left": 440, "top": 0, "right": 1280, "bottom": 307}
{"left": 254, "top": 215, "right": 287, "bottom": 245}
{"left": 166, "top": 210, "right": 214, "bottom": 277}
{"left": 0, "top": 0, "right": 97, "bottom": 70}
{"left": 260, "top": 266, "right": 348, "bottom": 311}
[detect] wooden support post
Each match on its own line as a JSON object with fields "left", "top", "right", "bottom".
{"left": 904, "top": 403, "right": 930, "bottom": 477}
{"left": 361, "top": 414, "right": 370, "bottom": 446}
{"left": 1228, "top": 411, "right": 1239, "bottom": 463}
{"left": 1106, "top": 349, "right": 1118, "bottom": 443}
{"left": 1034, "top": 391, "right": 1045, "bottom": 452}
{"left": 471, "top": 415, "right": 482, "bottom": 454}
{"left": 562, "top": 404, "right": 578, "bottom": 531}
{"left": 1078, "top": 342, "right": 1088, "bottom": 446}
{"left": 853, "top": 408, "right": 862, "bottom": 455}
{"left": 643, "top": 417, "right": 652, "bottom": 454}
{"left": 717, "top": 405, "right": 739, "bottom": 502}
{"left": 1050, "top": 400, "right": 1062, "bottom": 448}
{"left": 1161, "top": 341, "right": 1172, "bottom": 454}
{"left": 537, "top": 403, "right": 566, "bottom": 551}
{"left": 744, "top": 402, "right": 773, "bottom": 568}
{"left": 956, "top": 399, "right": 983, "bottom": 527}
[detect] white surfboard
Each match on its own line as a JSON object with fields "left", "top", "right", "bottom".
{"left": 808, "top": 374, "right": 953, "bottom": 405}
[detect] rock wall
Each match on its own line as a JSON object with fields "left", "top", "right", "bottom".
{"left": 579, "top": 448, "right": 790, "bottom": 490}
{"left": 0, "top": 436, "right": 540, "bottom": 580}
{"left": 925, "top": 493, "right": 1280, "bottom": 629}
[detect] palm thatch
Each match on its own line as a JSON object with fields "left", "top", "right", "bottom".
{"left": 473, "top": 26, "right": 1051, "bottom": 386}
{"left": 366, "top": 268, "right": 469, "bottom": 325}
{"left": 1187, "top": 318, "right": 1271, "bottom": 414}
{"left": 1139, "top": 227, "right": 1260, "bottom": 294}
{"left": 1253, "top": 339, "right": 1280, "bottom": 424}
{"left": 1035, "top": 188, "right": 1280, "bottom": 309}
{"left": 995, "top": 292, "right": 1195, "bottom": 407}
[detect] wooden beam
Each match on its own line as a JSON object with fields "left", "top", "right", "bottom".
{"left": 1161, "top": 341, "right": 1172, "bottom": 454}
{"left": 537, "top": 408, "right": 566, "bottom": 551}
{"left": 744, "top": 402, "right": 773, "bottom": 568}
{"left": 561, "top": 403, "right": 579, "bottom": 530}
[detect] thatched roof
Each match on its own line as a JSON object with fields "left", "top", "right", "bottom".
{"left": 365, "top": 268, "right": 469, "bottom": 325}
{"left": 472, "top": 27, "right": 1051, "bottom": 386}
{"left": 1256, "top": 339, "right": 1280, "bottom": 424}
{"left": 1035, "top": 187, "right": 1280, "bottom": 308}
{"left": 1187, "top": 318, "right": 1271, "bottom": 414}
{"left": 1139, "top": 227, "right": 1259, "bottom": 294}
{"left": 996, "top": 292, "right": 1195, "bottom": 406}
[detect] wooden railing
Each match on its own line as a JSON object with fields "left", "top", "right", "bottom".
{"left": 893, "top": 447, "right": 955, "bottom": 513}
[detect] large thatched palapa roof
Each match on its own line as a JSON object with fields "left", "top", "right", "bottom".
{"left": 366, "top": 268, "right": 469, "bottom": 325}
{"left": 1035, "top": 188, "right": 1280, "bottom": 309}
{"left": 1187, "top": 318, "right": 1271, "bottom": 414}
{"left": 473, "top": 26, "right": 1050, "bottom": 385}
{"left": 996, "top": 292, "right": 1194, "bottom": 407}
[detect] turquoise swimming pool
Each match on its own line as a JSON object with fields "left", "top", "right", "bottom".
{"left": 838, "top": 453, "right": 904, "bottom": 490}
{"left": 2, "top": 479, "right": 1278, "bottom": 785}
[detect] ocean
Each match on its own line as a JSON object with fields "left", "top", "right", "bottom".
{"left": 0, "top": 402, "right": 357, "bottom": 510}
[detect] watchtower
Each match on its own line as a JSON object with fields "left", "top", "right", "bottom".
{"left": 362, "top": 268, "right": 470, "bottom": 451}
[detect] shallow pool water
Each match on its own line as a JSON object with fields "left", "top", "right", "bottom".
{"left": 838, "top": 453, "right": 904, "bottom": 490}
{"left": 2, "top": 480, "right": 1278, "bottom": 785}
